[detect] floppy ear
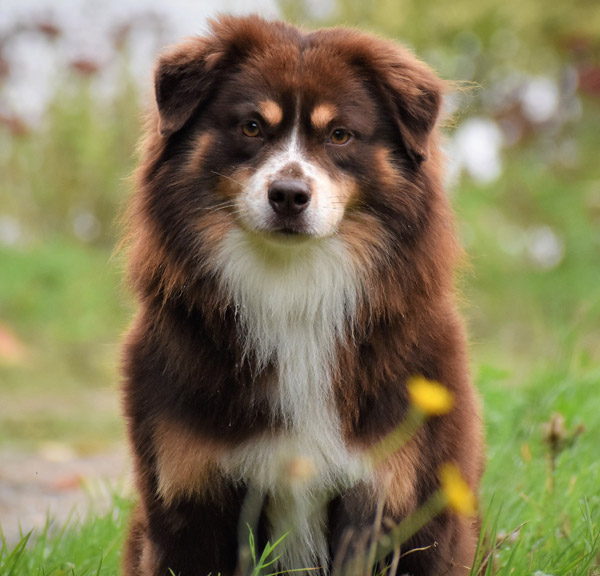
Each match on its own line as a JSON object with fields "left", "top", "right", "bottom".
{"left": 319, "top": 28, "right": 444, "bottom": 165}
{"left": 154, "top": 15, "right": 279, "bottom": 138}
{"left": 376, "top": 56, "right": 444, "bottom": 165}
{"left": 154, "top": 37, "right": 223, "bottom": 137}
{"left": 339, "top": 36, "right": 444, "bottom": 166}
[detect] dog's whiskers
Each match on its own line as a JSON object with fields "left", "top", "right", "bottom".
{"left": 202, "top": 201, "right": 238, "bottom": 213}
{"left": 211, "top": 170, "right": 252, "bottom": 191}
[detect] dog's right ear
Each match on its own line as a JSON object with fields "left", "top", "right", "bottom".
{"left": 154, "top": 15, "right": 286, "bottom": 137}
{"left": 154, "top": 37, "right": 223, "bottom": 137}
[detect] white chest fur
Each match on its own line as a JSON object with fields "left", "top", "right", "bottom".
{"left": 215, "top": 229, "right": 367, "bottom": 571}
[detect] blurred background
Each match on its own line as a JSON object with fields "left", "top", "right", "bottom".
{"left": 0, "top": 0, "right": 599, "bottom": 560}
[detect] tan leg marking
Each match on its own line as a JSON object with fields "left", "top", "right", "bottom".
{"left": 154, "top": 419, "right": 225, "bottom": 504}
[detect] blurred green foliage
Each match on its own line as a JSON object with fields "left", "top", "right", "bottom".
{"left": 0, "top": 239, "right": 129, "bottom": 451}
{"left": 0, "top": 64, "right": 139, "bottom": 246}
{"left": 457, "top": 110, "right": 600, "bottom": 368}
{"left": 283, "top": 0, "right": 600, "bottom": 79}
{"left": 0, "top": 57, "right": 138, "bottom": 450}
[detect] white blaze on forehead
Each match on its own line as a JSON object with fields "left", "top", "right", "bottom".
{"left": 236, "top": 116, "right": 350, "bottom": 238}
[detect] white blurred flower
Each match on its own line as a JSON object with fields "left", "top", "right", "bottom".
{"left": 450, "top": 118, "right": 503, "bottom": 184}
{"left": 0, "top": 216, "right": 22, "bottom": 246}
{"left": 521, "top": 77, "right": 560, "bottom": 124}
{"left": 72, "top": 210, "right": 101, "bottom": 242}
{"left": 526, "top": 226, "right": 564, "bottom": 269}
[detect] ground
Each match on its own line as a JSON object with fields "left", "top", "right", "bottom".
{"left": 0, "top": 447, "right": 128, "bottom": 545}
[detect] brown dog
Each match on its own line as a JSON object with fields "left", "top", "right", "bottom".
{"left": 121, "top": 14, "right": 484, "bottom": 576}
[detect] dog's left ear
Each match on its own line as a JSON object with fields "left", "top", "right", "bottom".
{"left": 384, "top": 67, "right": 442, "bottom": 165}
{"left": 377, "top": 56, "right": 443, "bottom": 165}
{"left": 363, "top": 45, "right": 444, "bottom": 165}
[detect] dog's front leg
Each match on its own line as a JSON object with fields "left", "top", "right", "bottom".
{"left": 124, "top": 485, "right": 247, "bottom": 576}
{"left": 328, "top": 483, "right": 475, "bottom": 576}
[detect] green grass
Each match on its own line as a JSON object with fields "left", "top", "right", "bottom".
{"left": 0, "top": 240, "right": 131, "bottom": 451}
{"left": 0, "top": 495, "right": 129, "bottom": 576}
{"left": 478, "top": 357, "right": 600, "bottom": 574}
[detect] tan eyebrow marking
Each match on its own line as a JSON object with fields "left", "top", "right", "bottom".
{"left": 311, "top": 103, "right": 337, "bottom": 130}
{"left": 259, "top": 100, "right": 283, "bottom": 126}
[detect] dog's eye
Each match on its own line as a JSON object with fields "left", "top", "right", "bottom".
{"left": 329, "top": 129, "right": 352, "bottom": 146}
{"left": 241, "top": 121, "right": 261, "bottom": 138}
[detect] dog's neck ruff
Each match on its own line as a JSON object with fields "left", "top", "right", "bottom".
{"left": 214, "top": 227, "right": 365, "bottom": 571}
{"left": 215, "top": 227, "right": 361, "bottom": 427}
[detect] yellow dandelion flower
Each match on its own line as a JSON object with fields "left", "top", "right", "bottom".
{"left": 439, "top": 463, "right": 477, "bottom": 517}
{"left": 407, "top": 376, "right": 454, "bottom": 416}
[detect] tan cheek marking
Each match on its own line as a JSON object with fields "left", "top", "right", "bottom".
{"left": 193, "top": 166, "right": 252, "bottom": 273}
{"left": 195, "top": 210, "right": 235, "bottom": 275}
{"left": 338, "top": 213, "right": 387, "bottom": 257}
{"left": 304, "top": 173, "right": 356, "bottom": 233}
{"left": 335, "top": 174, "right": 359, "bottom": 206}
{"left": 311, "top": 173, "right": 357, "bottom": 209}
{"left": 375, "top": 146, "right": 402, "bottom": 189}
{"left": 311, "top": 103, "right": 337, "bottom": 131}
{"left": 154, "top": 419, "right": 225, "bottom": 504}
{"left": 259, "top": 100, "right": 283, "bottom": 126}
{"left": 216, "top": 166, "right": 252, "bottom": 199}
{"left": 185, "top": 131, "right": 213, "bottom": 173}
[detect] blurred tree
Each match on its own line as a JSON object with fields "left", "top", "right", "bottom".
{"left": 281, "top": 0, "right": 600, "bottom": 83}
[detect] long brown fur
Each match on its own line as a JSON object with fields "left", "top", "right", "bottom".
{"left": 122, "top": 14, "right": 484, "bottom": 576}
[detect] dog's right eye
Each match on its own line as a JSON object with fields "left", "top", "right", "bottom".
{"left": 241, "top": 121, "right": 261, "bottom": 138}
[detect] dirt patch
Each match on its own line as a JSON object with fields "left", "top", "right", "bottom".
{"left": 0, "top": 446, "right": 130, "bottom": 545}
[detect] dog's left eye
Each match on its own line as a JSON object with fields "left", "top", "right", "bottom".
{"left": 241, "top": 121, "right": 261, "bottom": 138}
{"left": 329, "top": 129, "right": 352, "bottom": 146}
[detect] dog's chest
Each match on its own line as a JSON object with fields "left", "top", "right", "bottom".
{"left": 220, "top": 325, "right": 365, "bottom": 572}
{"left": 215, "top": 230, "right": 366, "bottom": 570}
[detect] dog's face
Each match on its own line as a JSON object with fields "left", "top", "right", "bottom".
{"left": 134, "top": 16, "right": 447, "bottom": 294}
{"left": 202, "top": 64, "right": 376, "bottom": 239}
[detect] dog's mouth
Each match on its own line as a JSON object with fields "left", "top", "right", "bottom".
{"left": 239, "top": 219, "right": 316, "bottom": 246}
{"left": 264, "top": 215, "right": 314, "bottom": 238}
{"left": 271, "top": 223, "right": 307, "bottom": 236}
{"left": 264, "top": 227, "right": 313, "bottom": 245}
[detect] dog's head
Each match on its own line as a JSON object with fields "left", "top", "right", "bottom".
{"left": 131, "top": 15, "right": 452, "bottom": 303}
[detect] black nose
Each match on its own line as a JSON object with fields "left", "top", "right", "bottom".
{"left": 268, "top": 179, "right": 311, "bottom": 216}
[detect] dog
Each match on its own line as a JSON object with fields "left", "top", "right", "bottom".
{"left": 121, "top": 14, "right": 484, "bottom": 576}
